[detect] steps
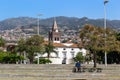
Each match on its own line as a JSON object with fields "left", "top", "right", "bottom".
{"left": 0, "top": 64, "right": 119, "bottom": 80}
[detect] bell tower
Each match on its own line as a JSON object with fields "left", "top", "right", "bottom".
{"left": 49, "top": 18, "right": 61, "bottom": 43}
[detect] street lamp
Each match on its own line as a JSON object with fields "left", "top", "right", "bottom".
{"left": 104, "top": 0, "right": 109, "bottom": 66}
{"left": 37, "top": 14, "right": 42, "bottom": 64}
{"left": 37, "top": 14, "right": 43, "bottom": 35}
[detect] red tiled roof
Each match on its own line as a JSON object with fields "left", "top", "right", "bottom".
{"left": 44, "top": 41, "right": 78, "bottom": 48}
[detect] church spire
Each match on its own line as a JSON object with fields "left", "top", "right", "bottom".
{"left": 52, "top": 17, "right": 58, "bottom": 32}
{"left": 49, "top": 17, "right": 61, "bottom": 43}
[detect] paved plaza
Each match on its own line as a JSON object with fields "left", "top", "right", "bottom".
{"left": 0, "top": 64, "right": 119, "bottom": 80}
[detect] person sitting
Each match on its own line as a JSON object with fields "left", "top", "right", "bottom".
{"left": 75, "top": 61, "right": 81, "bottom": 72}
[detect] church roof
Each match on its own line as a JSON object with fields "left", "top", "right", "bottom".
{"left": 54, "top": 43, "right": 78, "bottom": 48}
{"left": 44, "top": 41, "right": 78, "bottom": 48}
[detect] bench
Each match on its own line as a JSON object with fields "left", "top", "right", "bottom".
{"left": 72, "top": 66, "right": 87, "bottom": 72}
{"left": 72, "top": 67, "right": 102, "bottom": 73}
{"left": 89, "top": 68, "right": 102, "bottom": 72}
{"left": 96, "top": 68, "right": 102, "bottom": 72}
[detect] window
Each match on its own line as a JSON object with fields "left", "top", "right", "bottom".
{"left": 71, "top": 53, "right": 74, "bottom": 58}
{"left": 63, "top": 53, "right": 66, "bottom": 58}
{"left": 57, "top": 37, "right": 59, "bottom": 41}
{"left": 71, "top": 48, "right": 74, "bottom": 50}
{"left": 55, "top": 37, "right": 57, "bottom": 41}
{"left": 63, "top": 48, "right": 66, "bottom": 50}
{"left": 56, "top": 53, "right": 59, "bottom": 57}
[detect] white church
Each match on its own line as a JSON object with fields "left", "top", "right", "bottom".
{"left": 38, "top": 20, "right": 87, "bottom": 64}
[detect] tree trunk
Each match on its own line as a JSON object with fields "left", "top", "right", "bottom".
{"left": 47, "top": 53, "right": 50, "bottom": 60}
{"left": 29, "top": 55, "right": 34, "bottom": 64}
{"left": 93, "top": 52, "right": 97, "bottom": 68}
{"left": 30, "top": 58, "right": 33, "bottom": 64}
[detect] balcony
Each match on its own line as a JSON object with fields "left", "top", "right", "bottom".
{"left": 62, "top": 50, "right": 67, "bottom": 53}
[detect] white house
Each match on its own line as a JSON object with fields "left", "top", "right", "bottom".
{"left": 42, "top": 42, "right": 86, "bottom": 64}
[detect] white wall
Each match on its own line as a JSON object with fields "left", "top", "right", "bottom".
{"left": 40, "top": 47, "right": 86, "bottom": 64}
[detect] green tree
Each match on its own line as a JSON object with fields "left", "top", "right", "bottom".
{"left": 116, "top": 32, "right": 120, "bottom": 41}
{"left": 25, "top": 35, "right": 45, "bottom": 64}
{"left": 80, "top": 25, "right": 104, "bottom": 67}
{"left": 0, "top": 37, "right": 5, "bottom": 47}
{"left": 79, "top": 24, "right": 119, "bottom": 67}
{"left": 15, "top": 38, "right": 26, "bottom": 63}
{"left": 44, "top": 42, "right": 57, "bottom": 60}
{"left": 74, "top": 52, "right": 84, "bottom": 63}
{"left": 16, "top": 38, "right": 26, "bottom": 55}
{"left": 0, "top": 51, "right": 24, "bottom": 64}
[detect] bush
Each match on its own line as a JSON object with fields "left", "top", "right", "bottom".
{"left": 74, "top": 52, "right": 85, "bottom": 63}
{"left": 0, "top": 51, "right": 24, "bottom": 64}
{"left": 34, "top": 58, "right": 52, "bottom": 64}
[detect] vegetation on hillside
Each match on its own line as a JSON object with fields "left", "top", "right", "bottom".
{"left": 0, "top": 16, "right": 120, "bottom": 32}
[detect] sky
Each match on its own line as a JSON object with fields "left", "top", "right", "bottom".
{"left": 0, "top": 0, "right": 120, "bottom": 21}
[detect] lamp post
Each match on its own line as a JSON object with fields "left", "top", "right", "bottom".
{"left": 37, "top": 14, "right": 42, "bottom": 64}
{"left": 104, "top": 0, "right": 108, "bottom": 66}
{"left": 37, "top": 14, "right": 42, "bottom": 35}
{"left": 37, "top": 53, "right": 40, "bottom": 64}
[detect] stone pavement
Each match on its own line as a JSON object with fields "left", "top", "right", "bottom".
{"left": 0, "top": 64, "right": 119, "bottom": 80}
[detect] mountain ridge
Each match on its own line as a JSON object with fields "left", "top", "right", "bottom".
{"left": 0, "top": 16, "right": 120, "bottom": 31}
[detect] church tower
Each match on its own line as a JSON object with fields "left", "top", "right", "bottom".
{"left": 49, "top": 19, "right": 61, "bottom": 43}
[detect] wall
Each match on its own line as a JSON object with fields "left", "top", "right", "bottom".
{"left": 40, "top": 47, "right": 86, "bottom": 64}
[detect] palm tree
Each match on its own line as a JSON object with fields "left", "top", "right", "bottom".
{"left": 44, "top": 42, "right": 57, "bottom": 60}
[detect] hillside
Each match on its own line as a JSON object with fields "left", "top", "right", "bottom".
{"left": 0, "top": 16, "right": 120, "bottom": 31}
